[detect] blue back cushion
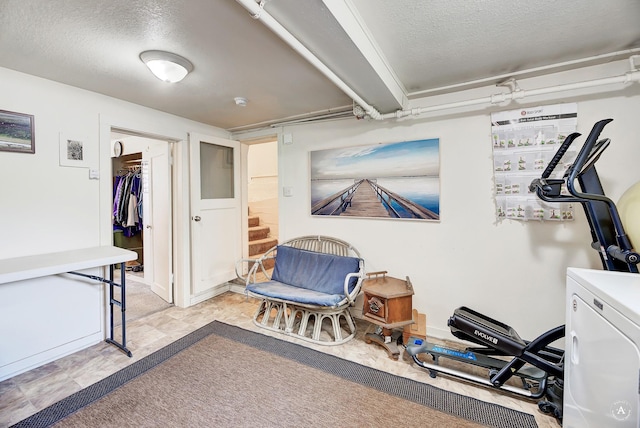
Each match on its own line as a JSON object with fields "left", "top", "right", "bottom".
{"left": 271, "top": 245, "right": 360, "bottom": 295}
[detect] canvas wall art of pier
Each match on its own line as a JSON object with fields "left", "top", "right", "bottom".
{"left": 310, "top": 139, "right": 440, "bottom": 221}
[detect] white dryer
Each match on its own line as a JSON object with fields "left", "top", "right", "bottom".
{"left": 565, "top": 267, "right": 640, "bottom": 427}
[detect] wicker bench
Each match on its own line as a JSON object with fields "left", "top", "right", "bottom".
{"left": 236, "top": 235, "right": 365, "bottom": 345}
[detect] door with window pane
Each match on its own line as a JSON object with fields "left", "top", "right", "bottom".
{"left": 189, "top": 133, "right": 241, "bottom": 297}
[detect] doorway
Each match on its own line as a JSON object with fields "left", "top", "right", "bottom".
{"left": 245, "top": 140, "right": 279, "bottom": 262}
{"left": 111, "top": 130, "right": 174, "bottom": 315}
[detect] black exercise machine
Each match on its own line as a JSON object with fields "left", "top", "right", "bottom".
{"left": 405, "top": 118, "right": 639, "bottom": 422}
{"left": 532, "top": 118, "right": 639, "bottom": 273}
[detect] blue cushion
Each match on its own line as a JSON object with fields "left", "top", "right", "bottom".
{"left": 271, "top": 245, "right": 360, "bottom": 295}
{"left": 246, "top": 280, "right": 345, "bottom": 306}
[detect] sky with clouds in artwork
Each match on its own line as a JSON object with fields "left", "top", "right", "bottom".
{"left": 310, "top": 139, "right": 439, "bottom": 180}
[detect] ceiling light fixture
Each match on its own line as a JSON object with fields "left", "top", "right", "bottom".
{"left": 140, "top": 50, "right": 194, "bottom": 83}
{"left": 234, "top": 97, "right": 248, "bottom": 107}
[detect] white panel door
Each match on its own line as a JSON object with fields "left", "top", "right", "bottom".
{"left": 142, "top": 142, "right": 173, "bottom": 303}
{"left": 189, "top": 133, "right": 241, "bottom": 295}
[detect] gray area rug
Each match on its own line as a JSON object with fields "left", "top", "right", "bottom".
{"left": 11, "top": 321, "right": 538, "bottom": 428}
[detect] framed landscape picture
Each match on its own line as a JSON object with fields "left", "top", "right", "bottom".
{"left": 0, "top": 109, "right": 35, "bottom": 154}
{"left": 310, "top": 138, "right": 440, "bottom": 221}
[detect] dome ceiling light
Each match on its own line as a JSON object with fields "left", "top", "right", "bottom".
{"left": 140, "top": 50, "right": 194, "bottom": 83}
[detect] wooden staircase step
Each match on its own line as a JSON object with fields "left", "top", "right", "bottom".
{"left": 248, "top": 215, "right": 260, "bottom": 227}
{"left": 249, "top": 225, "right": 270, "bottom": 241}
{"left": 249, "top": 237, "right": 278, "bottom": 257}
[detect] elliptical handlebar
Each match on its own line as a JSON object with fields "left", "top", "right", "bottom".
{"left": 565, "top": 118, "right": 614, "bottom": 189}
{"left": 541, "top": 132, "right": 581, "bottom": 179}
{"left": 529, "top": 131, "right": 582, "bottom": 200}
{"left": 531, "top": 118, "right": 639, "bottom": 272}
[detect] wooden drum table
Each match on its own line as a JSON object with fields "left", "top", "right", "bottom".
{"left": 362, "top": 271, "right": 414, "bottom": 359}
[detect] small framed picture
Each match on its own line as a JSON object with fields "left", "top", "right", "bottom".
{"left": 59, "top": 132, "right": 89, "bottom": 167}
{"left": 0, "top": 109, "right": 35, "bottom": 154}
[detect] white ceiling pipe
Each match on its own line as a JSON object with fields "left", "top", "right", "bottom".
{"left": 271, "top": 110, "right": 355, "bottom": 127}
{"left": 235, "top": 0, "right": 383, "bottom": 120}
{"left": 384, "top": 66, "right": 640, "bottom": 120}
{"left": 521, "top": 72, "right": 639, "bottom": 98}
{"left": 410, "top": 48, "right": 640, "bottom": 98}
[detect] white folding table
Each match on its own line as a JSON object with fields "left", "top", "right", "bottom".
{"left": 0, "top": 246, "right": 138, "bottom": 357}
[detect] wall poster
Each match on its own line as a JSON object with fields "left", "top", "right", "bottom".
{"left": 491, "top": 103, "right": 578, "bottom": 222}
{"left": 310, "top": 138, "right": 440, "bottom": 221}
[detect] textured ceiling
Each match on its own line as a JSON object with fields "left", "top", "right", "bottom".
{"left": 351, "top": 0, "right": 640, "bottom": 96}
{"left": 0, "top": 0, "right": 638, "bottom": 131}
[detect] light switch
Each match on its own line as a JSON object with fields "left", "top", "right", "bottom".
{"left": 89, "top": 169, "right": 100, "bottom": 179}
{"left": 283, "top": 133, "right": 293, "bottom": 145}
{"left": 283, "top": 186, "right": 293, "bottom": 197}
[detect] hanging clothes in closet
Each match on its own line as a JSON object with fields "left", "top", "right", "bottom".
{"left": 113, "top": 168, "right": 143, "bottom": 237}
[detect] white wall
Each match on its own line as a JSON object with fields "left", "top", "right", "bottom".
{"left": 0, "top": 67, "right": 228, "bottom": 258}
{"left": 276, "top": 59, "right": 640, "bottom": 341}
{"left": 0, "top": 67, "right": 230, "bottom": 306}
{"left": 0, "top": 67, "right": 229, "bottom": 380}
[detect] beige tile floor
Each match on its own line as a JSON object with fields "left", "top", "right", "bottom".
{"left": 0, "top": 289, "right": 560, "bottom": 428}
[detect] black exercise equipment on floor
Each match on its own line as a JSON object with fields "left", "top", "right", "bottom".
{"left": 406, "top": 118, "right": 639, "bottom": 423}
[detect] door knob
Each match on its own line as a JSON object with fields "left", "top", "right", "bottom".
{"left": 146, "top": 225, "right": 152, "bottom": 229}
{"left": 193, "top": 216, "right": 201, "bottom": 222}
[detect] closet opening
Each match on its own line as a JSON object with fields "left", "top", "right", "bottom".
{"left": 111, "top": 130, "right": 174, "bottom": 320}
{"left": 113, "top": 152, "right": 144, "bottom": 273}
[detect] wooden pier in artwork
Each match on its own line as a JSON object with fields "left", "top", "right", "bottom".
{"left": 311, "top": 179, "right": 439, "bottom": 220}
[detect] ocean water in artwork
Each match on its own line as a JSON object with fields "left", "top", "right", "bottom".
{"left": 311, "top": 176, "right": 439, "bottom": 218}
